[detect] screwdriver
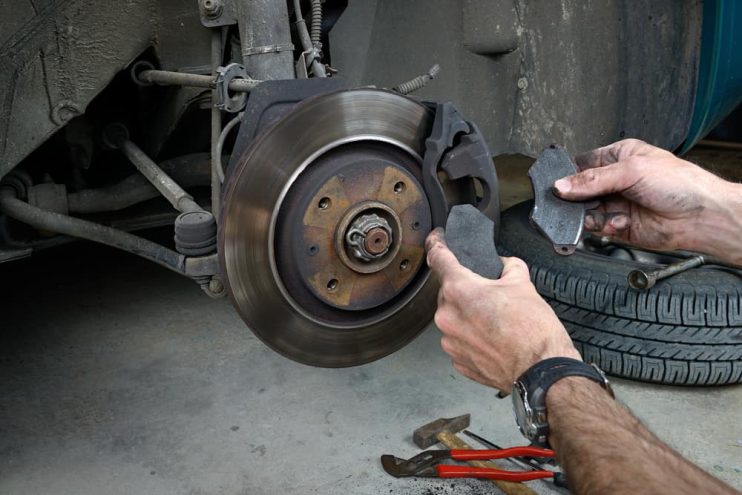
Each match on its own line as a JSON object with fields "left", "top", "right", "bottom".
{"left": 463, "top": 430, "right": 568, "bottom": 488}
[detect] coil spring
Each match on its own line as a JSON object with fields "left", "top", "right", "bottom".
{"left": 393, "top": 64, "right": 441, "bottom": 95}
{"left": 310, "top": 0, "right": 323, "bottom": 48}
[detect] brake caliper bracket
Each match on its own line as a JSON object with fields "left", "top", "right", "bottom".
{"left": 421, "top": 102, "right": 500, "bottom": 233}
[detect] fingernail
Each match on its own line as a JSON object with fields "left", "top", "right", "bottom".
{"left": 553, "top": 178, "right": 571, "bottom": 194}
{"left": 584, "top": 213, "right": 596, "bottom": 230}
{"left": 610, "top": 214, "right": 628, "bottom": 230}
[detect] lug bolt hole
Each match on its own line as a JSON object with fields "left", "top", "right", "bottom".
{"left": 393, "top": 181, "right": 406, "bottom": 194}
{"left": 318, "top": 197, "right": 332, "bottom": 209}
{"left": 411, "top": 221, "right": 421, "bottom": 230}
{"left": 307, "top": 245, "right": 319, "bottom": 256}
{"left": 327, "top": 279, "right": 338, "bottom": 291}
{"left": 399, "top": 259, "right": 410, "bottom": 271}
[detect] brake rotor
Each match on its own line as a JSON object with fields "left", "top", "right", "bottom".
{"left": 219, "top": 89, "right": 440, "bottom": 367}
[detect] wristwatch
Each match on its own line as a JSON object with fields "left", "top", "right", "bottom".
{"left": 511, "top": 357, "right": 614, "bottom": 448}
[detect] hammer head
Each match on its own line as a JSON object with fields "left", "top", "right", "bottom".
{"left": 413, "top": 414, "right": 470, "bottom": 449}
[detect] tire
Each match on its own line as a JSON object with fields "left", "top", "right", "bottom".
{"left": 498, "top": 201, "right": 742, "bottom": 386}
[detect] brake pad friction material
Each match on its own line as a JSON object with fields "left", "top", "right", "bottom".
{"left": 528, "top": 145, "right": 586, "bottom": 256}
{"left": 445, "top": 204, "right": 503, "bottom": 279}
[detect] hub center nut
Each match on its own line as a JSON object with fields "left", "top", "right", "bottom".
{"left": 346, "top": 214, "right": 393, "bottom": 261}
{"left": 364, "top": 227, "right": 391, "bottom": 255}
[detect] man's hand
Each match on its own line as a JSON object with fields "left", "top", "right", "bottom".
{"left": 553, "top": 138, "right": 742, "bottom": 264}
{"left": 425, "top": 228, "right": 580, "bottom": 391}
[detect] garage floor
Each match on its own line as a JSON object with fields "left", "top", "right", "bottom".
{"left": 1, "top": 148, "right": 741, "bottom": 494}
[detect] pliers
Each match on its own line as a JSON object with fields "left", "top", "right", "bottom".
{"left": 381, "top": 446, "right": 559, "bottom": 483}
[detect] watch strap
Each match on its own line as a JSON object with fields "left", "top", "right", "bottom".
{"left": 514, "top": 357, "right": 613, "bottom": 448}
{"left": 521, "top": 357, "right": 609, "bottom": 393}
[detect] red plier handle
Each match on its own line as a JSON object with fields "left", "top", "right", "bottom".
{"left": 436, "top": 465, "right": 555, "bottom": 482}
{"left": 449, "top": 446, "right": 554, "bottom": 461}
{"left": 437, "top": 447, "right": 556, "bottom": 482}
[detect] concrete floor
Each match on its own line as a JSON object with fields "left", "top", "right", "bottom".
{"left": 1, "top": 240, "right": 741, "bottom": 495}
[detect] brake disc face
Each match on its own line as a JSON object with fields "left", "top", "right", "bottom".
{"left": 219, "top": 89, "right": 439, "bottom": 367}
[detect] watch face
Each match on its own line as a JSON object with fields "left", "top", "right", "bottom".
{"left": 511, "top": 382, "right": 531, "bottom": 437}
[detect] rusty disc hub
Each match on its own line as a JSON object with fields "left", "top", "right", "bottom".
{"left": 336, "top": 202, "right": 403, "bottom": 274}
{"left": 275, "top": 141, "right": 431, "bottom": 312}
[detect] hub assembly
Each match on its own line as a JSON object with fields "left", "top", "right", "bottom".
{"left": 275, "top": 141, "right": 431, "bottom": 313}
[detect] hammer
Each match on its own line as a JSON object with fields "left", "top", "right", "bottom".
{"left": 413, "top": 414, "right": 538, "bottom": 495}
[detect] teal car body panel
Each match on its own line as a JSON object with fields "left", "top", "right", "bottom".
{"left": 682, "top": 0, "right": 742, "bottom": 151}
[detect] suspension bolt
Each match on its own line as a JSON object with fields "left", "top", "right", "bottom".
{"left": 208, "top": 277, "right": 224, "bottom": 295}
{"left": 201, "top": 0, "right": 223, "bottom": 18}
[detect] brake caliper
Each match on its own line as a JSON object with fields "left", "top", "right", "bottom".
{"left": 421, "top": 102, "right": 500, "bottom": 235}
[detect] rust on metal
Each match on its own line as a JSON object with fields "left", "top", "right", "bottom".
{"left": 364, "top": 227, "right": 390, "bottom": 255}
{"left": 299, "top": 164, "right": 429, "bottom": 310}
{"left": 413, "top": 414, "right": 471, "bottom": 449}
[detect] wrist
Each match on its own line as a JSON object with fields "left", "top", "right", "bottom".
{"left": 523, "top": 343, "right": 582, "bottom": 376}
{"left": 540, "top": 345, "right": 582, "bottom": 362}
{"left": 716, "top": 181, "right": 742, "bottom": 264}
{"left": 511, "top": 346, "right": 582, "bottom": 387}
{"left": 688, "top": 180, "right": 742, "bottom": 265}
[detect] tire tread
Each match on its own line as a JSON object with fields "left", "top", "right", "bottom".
{"left": 500, "top": 201, "right": 742, "bottom": 386}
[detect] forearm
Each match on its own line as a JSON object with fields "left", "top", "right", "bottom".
{"left": 546, "top": 377, "right": 737, "bottom": 495}
{"left": 688, "top": 180, "right": 742, "bottom": 265}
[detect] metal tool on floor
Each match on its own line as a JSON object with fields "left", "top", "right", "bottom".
{"left": 382, "top": 445, "right": 557, "bottom": 482}
{"left": 463, "top": 430, "right": 568, "bottom": 488}
{"left": 398, "top": 414, "right": 540, "bottom": 495}
{"left": 627, "top": 255, "right": 706, "bottom": 290}
{"left": 586, "top": 237, "right": 741, "bottom": 290}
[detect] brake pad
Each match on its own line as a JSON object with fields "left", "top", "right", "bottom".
{"left": 445, "top": 204, "right": 503, "bottom": 279}
{"left": 528, "top": 145, "right": 592, "bottom": 255}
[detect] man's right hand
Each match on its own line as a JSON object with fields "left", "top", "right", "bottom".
{"left": 552, "top": 139, "right": 742, "bottom": 265}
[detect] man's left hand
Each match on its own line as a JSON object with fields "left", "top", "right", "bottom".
{"left": 425, "top": 228, "right": 581, "bottom": 392}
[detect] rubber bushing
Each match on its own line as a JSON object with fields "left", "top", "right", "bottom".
{"left": 174, "top": 211, "right": 217, "bottom": 255}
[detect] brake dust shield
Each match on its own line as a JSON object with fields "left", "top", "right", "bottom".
{"left": 219, "top": 89, "right": 440, "bottom": 367}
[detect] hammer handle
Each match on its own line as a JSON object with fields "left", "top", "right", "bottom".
{"left": 436, "top": 431, "right": 539, "bottom": 495}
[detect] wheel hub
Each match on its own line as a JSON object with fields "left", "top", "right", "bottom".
{"left": 346, "top": 213, "right": 392, "bottom": 261}
{"left": 337, "top": 202, "right": 401, "bottom": 273}
{"left": 275, "top": 142, "right": 431, "bottom": 312}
